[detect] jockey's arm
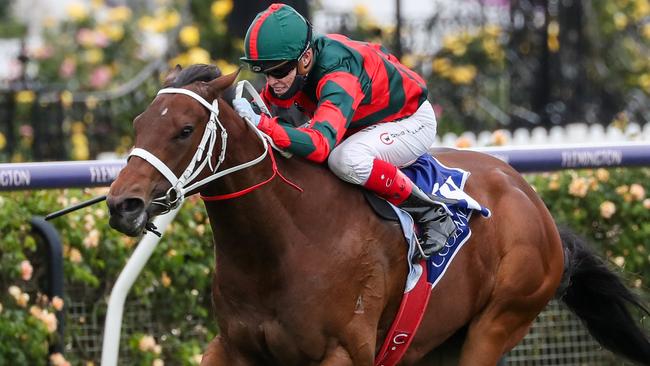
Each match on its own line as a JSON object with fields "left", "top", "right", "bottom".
{"left": 257, "top": 72, "right": 364, "bottom": 163}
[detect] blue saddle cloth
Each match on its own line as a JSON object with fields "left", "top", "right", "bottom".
{"left": 394, "top": 154, "right": 491, "bottom": 290}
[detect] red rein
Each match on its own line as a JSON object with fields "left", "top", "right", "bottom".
{"left": 200, "top": 145, "right": 303, "bottom": 201}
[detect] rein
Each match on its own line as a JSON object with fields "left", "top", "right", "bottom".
{"left": 201, "top": 142, "right": 301, "bottom": 201}
{"left": 128, "top": 80, "right": 301, "bottom": 212}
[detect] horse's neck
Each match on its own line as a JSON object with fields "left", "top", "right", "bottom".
{"left": 200, "top": 115, "right": 333, "bottom": 260}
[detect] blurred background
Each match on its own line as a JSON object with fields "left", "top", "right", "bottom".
{"left": 1, "top": 0, "right": 648, "bottom": 162}
{"left": 0, "top": 1, "right": 648, "bottom": 365}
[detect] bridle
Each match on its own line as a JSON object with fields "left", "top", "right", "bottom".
{"left": 128, "top": 80, "right": 290, "bottom": 214}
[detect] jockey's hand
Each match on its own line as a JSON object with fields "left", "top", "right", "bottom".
{"left": 233, "top": 98, "right": 261, "bottom": 126}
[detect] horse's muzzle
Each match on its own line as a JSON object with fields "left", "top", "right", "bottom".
{"left": 107, "top": 196, "right": 148, "bottom": 237}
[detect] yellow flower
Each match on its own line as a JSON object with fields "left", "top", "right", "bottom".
{"left": 568, "top": 177, "right": 589, "bottom": 197}
{"left": 187, "top": 47, "right": 211, "bottom": 65}
{"left": 615, "top": 184, "right": 629, "bottom": 195}
{"left": 639, "top": 74, "right": 650, "bottom": 92}
{"left": 629, "top": 183, "right": 646, "bottom": 200}
{"left": 0, "top": 132, "right": 6, "bottom": 150}
{"left": 66, "top": 2, "right": 88, "bottom": 22}
{"left": 107, "top": 6, "right": 132, "bottom": 23}
{"left": 60, "top": 91, "right": 74, "bottom": 108}
{"left": 215, "top": 59, "right": 239, "bottom": 75}
{"left": 548, "top": 179, "right": 560, "bottom": 191}
{"left": 547, "top": 20, "right": 560, "bottom": 37}
{"left": 449, "top": 65, "right": 477, "bottom": 85}
{"left": 632, "top": 0, "right": 650, "bottom": 20}
{"left": 547, "top": 35, "right": 560, "bottom": 53}
{"left": 482, "top": 38, "right": 500, "bottom": 56}
{"left": 161, "top": 272, "right": 172, "bottom": 287}
{"left": 354, "top": 4, "right": 369, "bottom": 17}
{"left": 432, "top": 58, "right": 451, "bottom": 75}
{"left": 169, "top": 53, "right": 190, "bottom": 68}
{"left": 68, "top": 248, "right": 83, "bottom": 263}
{"left": 15, "top": 90, "right": 36, "bottom": 104}
{"left": 492, "top": 129, "right": 509, "bottom": 146}
{"left": 595, "top": 168, "right": 610, "bottom": 182}
{"left": 455, "top": 136, "right": 473, "bottom": 148}
{"left": 17, "top": 292, "right": 29, "bottom": 307}
{"left": 84, "top": 48, "right": 104, "bottom": 64}
{"left": 211, "top": 0, "right": 233, "bottom": 19}
{"left": 153, "top": 359, "right": 164, "bottom": 366}
{"left": 600, "top": 200, "right": 616, "bottom": 219}
{"left": 400, "top": 53, "right": 416, "bottom": 69}
{"left": 102, "top": 24, "right": 125, "bottom": 41}
{"left": 613, "top": 12, "right": 628, "bottom": 30}
{"left": 165, "top": 10, "right": 181, "bottom": 29}
{"left": 180, "top": 25, "right": 200, "bottom": 48}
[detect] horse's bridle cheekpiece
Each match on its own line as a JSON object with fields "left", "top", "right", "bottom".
{"left": 128, "top": 81, "right": 279, "bottom": 214}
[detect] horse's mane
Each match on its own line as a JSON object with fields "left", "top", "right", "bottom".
{"left": 168, "top": 64, "right": 222, "bottom": 87}
{"left": 166, "top": 63, "right": 235, "bottom": 105}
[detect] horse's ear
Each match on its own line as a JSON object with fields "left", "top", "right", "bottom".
{"left": 207, "top": 68, "right": 241, "bottom": 95}
{"left": 162, "top": 64, "right": 182, "bottom": 87}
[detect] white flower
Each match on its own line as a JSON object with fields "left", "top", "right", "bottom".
{"left": 8, "top": 285, "right": 22, "bottom": 299}
{"left": 49, "top": 352, "right": 70, "bottom": 366}
{"left": 599, "top": 201, "right": 616, "bottom": 219}
{"left": 613, "top": 256, "right": 625, "bottom": 267}
{"left": 568, "top": 177, "right": 589, "bottom": 197}
{"left": 629, "top": 184, "right": 646, "bottom": 201}
{"left": 152, "top": 359, "right": 164, "bottom": 366}
{"left": 83, "top": 229, "right": 100, "bottom": 248}
{"left": 17, "top": 293, "right": 29, "bottom": 307}
{"left": 139, "top": 335, "right": 157, "bottom": 352}
{"left": 20, "top": 260, "right": 33, "bottom": 281}
{"left": 52, "top": 296, "right": 64, "bottom": 311}
{"left": 191, "top": 354, "right": 203, "bottom": 364}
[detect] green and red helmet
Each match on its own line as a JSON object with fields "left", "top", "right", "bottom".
{"left": 241, "top": 3, "right": 312, "bottom": 73}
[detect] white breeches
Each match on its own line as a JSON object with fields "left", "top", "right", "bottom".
{"left": 327, "top": 100, "right": 438, "bottom": 185}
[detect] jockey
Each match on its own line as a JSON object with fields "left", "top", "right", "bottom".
{"left": 233, "top": 3, "right": 455, "bottom": 258}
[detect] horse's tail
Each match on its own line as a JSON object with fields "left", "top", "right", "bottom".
{"left": 557, "top": 226, "right": 650, "bottom": 365}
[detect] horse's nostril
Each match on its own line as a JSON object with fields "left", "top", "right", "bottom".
{"left": 117, "top": 198, "right": 145, "bottom": 215}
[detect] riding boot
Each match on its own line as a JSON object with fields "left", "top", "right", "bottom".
{"left": 363, "top": 158, "right": 457, "bottom": 260}
{"left": 397, "top": 183, "right": 457, "bottom": 259}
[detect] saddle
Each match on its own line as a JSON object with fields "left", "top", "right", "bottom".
{"left": 363, "top": 191, "right": 399, "bottom": 221}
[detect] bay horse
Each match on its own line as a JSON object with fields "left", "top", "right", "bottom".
{"left": 106, "top": 65, "right": 650, "bottom": 365}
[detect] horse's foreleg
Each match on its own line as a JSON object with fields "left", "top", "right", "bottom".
{"left": 318, "top": 345, "right": 354, "bottom": 366}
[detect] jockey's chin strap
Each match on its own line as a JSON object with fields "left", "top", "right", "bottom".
{"left": 128, "top": 81, "right": 300, "bottom": 214}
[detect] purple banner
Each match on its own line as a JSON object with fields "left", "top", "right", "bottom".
{"left": 0, "top": 160, "right": 125, "bottom": 191}
{"left": 474, "top": 142, "right": 650, "bottom": 173}
{"left": 0, "top": 143, "right": 648, "bottom": 191}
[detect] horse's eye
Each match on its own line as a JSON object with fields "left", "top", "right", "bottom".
{"left": 177, "top": 125, "right": 194, "bottom": 139}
